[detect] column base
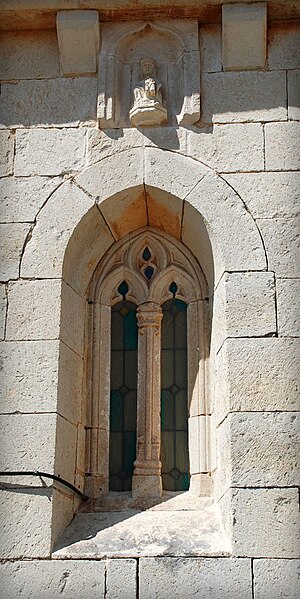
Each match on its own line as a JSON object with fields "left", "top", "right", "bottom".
{"left": 189, "top": 473, "right": 213, "bottom": 497}
{"left": 132, "top": 474, "right": 162, "bottom": 499}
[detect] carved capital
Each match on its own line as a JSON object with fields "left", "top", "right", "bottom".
{"left": 137, "top": 302, "right": 163, "bottom": 332}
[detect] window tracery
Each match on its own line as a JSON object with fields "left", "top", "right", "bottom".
{"left": 86, "top": 227, "right": 209, "bottom": 500}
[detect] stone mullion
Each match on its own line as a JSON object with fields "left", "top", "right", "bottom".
{"left": 132, "top": 301, "right": 163, "bottom": 498}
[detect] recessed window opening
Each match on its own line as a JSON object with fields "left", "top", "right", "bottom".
{"left": 161, "top": 283, "right": 189, "bottom": 491}
{"left": 109, "top": 281, "right": 138, "bottom": 491}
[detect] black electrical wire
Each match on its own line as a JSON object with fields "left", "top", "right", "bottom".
{"left": 0, "top": 471, "right": 89, "bottom": 502}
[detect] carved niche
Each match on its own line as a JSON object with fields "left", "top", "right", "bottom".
{"left": 98, "top": 20, "right": 200, "bottom": 128}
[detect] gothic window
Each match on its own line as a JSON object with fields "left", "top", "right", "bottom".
{"left": 86, "top": 228, "right": 208, "bottom": 501}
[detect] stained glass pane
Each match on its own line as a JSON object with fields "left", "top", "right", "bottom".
{"left": 161, "top": 298, "right": 189, "bottom": 492}
{"left": 109, "top": 300, "right": 137, "bottom": 491}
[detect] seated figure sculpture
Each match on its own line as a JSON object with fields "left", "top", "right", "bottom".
{"left": 129, "top": 58, "right": 167, "bottom": 127}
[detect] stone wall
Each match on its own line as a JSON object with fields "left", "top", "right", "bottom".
{"left": 0, "top": 1, "right": 299, "bottom": 597}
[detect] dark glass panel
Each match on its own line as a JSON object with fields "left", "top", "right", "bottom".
{"left": 161, "top": 298, "right": 189, "bottom": 491}
{"left": 142, "top": 247, "right": 151, "bottom": 261}
{"left": 144, "top": 265, "right": 154, "bottom": 280}
{"left": 109, "top": 300, "right": 137, "bottom": 491}
{"left": 118, "top": 280, "right": 128, "bottom": 299}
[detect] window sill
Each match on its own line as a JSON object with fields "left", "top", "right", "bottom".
{"left": 52, "top": 492, "right": 231, "bottom": 559}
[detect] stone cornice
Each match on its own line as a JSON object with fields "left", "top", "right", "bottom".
{"left": 0, "top": 1, "right": 300, "bottom": 30}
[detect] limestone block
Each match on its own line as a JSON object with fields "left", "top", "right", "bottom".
{"left": 6, "top": 279, "right": 61, "bottom": 341}
{"left": 107, "top": 559, "right": 137, "bottom": 599}
{"left": 0, "top": 223, "right": 30, "bottom": 281}
{"left": 0, "top": 30, "right": 59, "bottom": 80}
{"left": 228, "top": 488, "right": 300, "bottom": 557}
{"left": 222, "top": 3, "right": 267, "bottom": 71}
{"left": 265, "top": 122, "right": 300, "bottom": 171}
{"left": 253, "top": 559, "right": 300, "bottom": 599}
{"left": 288, "top": 69, "right": 300, "bottom": 120}
{"left": 215, "top": 338, "right": 300, "bottom": 424}
{"left": 227, "top": 412, "right": 300, "bottom": 486}
{"left": 0, "top": 340, "right": 60, "bottom": 414}
{"left": 0, "top": 176, "right": 62, "bottom": 223}
{"left": 0, "top": 130, "right": 14, "bottom": 177}
{"left": 0, "top": 559, "right": 105, "bottom": 596}
{"left": 57, "top": 10, "right": 100, "bottom": 76}
{"left": 187, "top": 123, "right": 264, "bottom": 172}
{"left": 183, "top": 174, "right": 266, "bottom": 281}
{"left": 76, "top": 148, "right": 144, "bottom": 202}
{"left": 257, "top": 218, "right": 300, "bottom": 277}
{"left": 58, "top": 341, "right": 83, "bottom": 423}
{"left": 213, "top": 272, "right": 276, "bottom": 350}
{"left": 268, "top": 23, "right": 300, "bottom": 70}
{"left": 14, "top": 129, "right": 86, "bottom": 176}
{"left": 51, "top": 488, "right": 74, "bottom": 550}
{"left": 21, "top": 180, "right": 93, "bottom": 279}
{"left": 142, "top": 126, "right": 187, "bottom": 153}
{"left": 144, "top": 147, "right": 206, "bottom": 202}
{"left": 0, "top": 284, "right": 7, "bottom": 340}
{"left": 0, "top": 78, "right": 97, "bottom": 129}
{"left": 200, "top": 24, "right": 222, "bottom": 73}
{"left": 202, "top": 71, "right": 286, "bottom": 123}
{"left": 62, "top": 204, "right": 115, "bottom": 294}
{"left": 189, "top": 415, "right": 213, "bottom": 475}
{"left": 0, "top": 413, "right": 56, "bottom": 472}
{"left": 55, "top": 415, "right": 77, "bottom": 485}
{"left": 277, "top": 278, "right": 300, "bottom": 337}
{"left": 0, "top": 489, "right": 53, "bottom": 558}
{"left": 139, "top": 557, "right": 252, "bottom": 599}
{"left": 87, "top": 127, "right": 144, "bottom": 164}
{"left": 223, "top": 172, "right": 300, "bottom": 218}
{"left": 214, "top": 417, "right": 231, "bottom": 500}
{"left": 60, "top": 282, "right": 86, "bottom": 356}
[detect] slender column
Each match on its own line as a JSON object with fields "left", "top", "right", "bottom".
{"left": 132, "top": 302, "right": 163, "bottom": 498}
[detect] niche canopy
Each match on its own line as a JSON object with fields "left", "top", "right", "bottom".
{"left": 97, "top": 20, "right": 200, "bottom": 128}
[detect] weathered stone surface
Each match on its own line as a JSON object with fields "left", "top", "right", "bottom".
{"left": 215, "top": 338, "right": 300, "bottom": 424}
{"left": 0, "top": 176, "right": 62, "bottom": 223}
{"left": 0, "top": 559, "right": 105, "bottom": 597}
{"left": 60, "top": 282, "right": 86, "bottom": 356}
{"left": 14, "top": 129, "right": 86, "bottom": 176}
{"left": 139, "top": 557, "right": 252, "bottom": 599}
{"left": 288, "top": 69, "right": 300, "bottom": 120}
{"left": 222, "top": 3, "right": 266, "bottom": 71}
{"left": 0, "top": 284, "right": 7, "bottom": 340}
{"left": 202, "top": 71, "right": 286, "bottom": 123}
{"left": 265, "top": 122, "right": 300, "bottom": 171}
{"left": 6, "top": 279, "right": 61, "bottom": 341}
{"left": 184, "top": 173, "right": 266, "bottom": 281}
{"left": 253, "top": 559, "right": 300, "bottom": 599}
{"left": 257, "top": 218, "right": 300, "bottom": 277}
{"left": 57, "top": 10, "right": 100, "bottom": 75}
{"left": 76, "top": 149, "right": 143, "bottom": 203}
{"left": 0, "top": 130, "right": 14, "bottom": 177}
{"left": 188, "top": 123, "right": 264, "bottom": 172}
{"left": 87, "top": 127, "right": 144, "bottom": 164}
{"left": 0, "top": 78, "right": 97, "bottom": 129}
{"left": 268, "top": 23, "right": 300, "bottom": 70}
{"left": 58, "top": 341, "right": 83, "bottom": 423}
{"left": 55, "top": 415, "right": 77, "bottom": 485}
{"left": 277, "top": 278, "right": 300, "bottom": 337}
{"left": 213, "top": 272, "right": 276, "bottom": 351}
{"left": 53, "top": 504, "right": 230, "bottom": 558}
{"left": 200, "top": 24, "right": 222, "bottom": 72}
{"left": 62, "top": 204, "right": 114, "bottom": 294}
{"left": 21, "top": 180, "right": 93, "bottom": 279}
{"left": 107, "top": 559, "right": 137, "bottom": 599}
{"left": 226, "top": 412, "right": 300, "bottom": 486}
{"left": 145, "top": 147, "right": 206, "bottom": 200}
{"left": 0, "top": 223, "right": 30, "bottom": 281}
{"left": 0, "top": 413, "right": 56, "bottom": 474}
{"left": 0, "top": 340, "right": 59, "bottom": 414}
{"left": 227, "top": 488, "right": 300, "bottom": 557}
{"left": 0, "top": 30, "right": 59, "bottom": 80}
{"left": 223, "top": 172, "right": 300, "bottom": 218}
{"left": 0, "top": 489, "right": 53, "bottom": 558}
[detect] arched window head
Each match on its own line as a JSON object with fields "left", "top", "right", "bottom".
{"left": 86, "top": 228, "right": 209, "bottom": 501}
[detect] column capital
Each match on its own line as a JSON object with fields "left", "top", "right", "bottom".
{"left": 136, "top": 302, "right": 162, "bottom": 331}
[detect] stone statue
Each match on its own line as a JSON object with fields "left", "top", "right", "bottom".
{"left": 129, "top": 58, "right": 167, "bottom": 127}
